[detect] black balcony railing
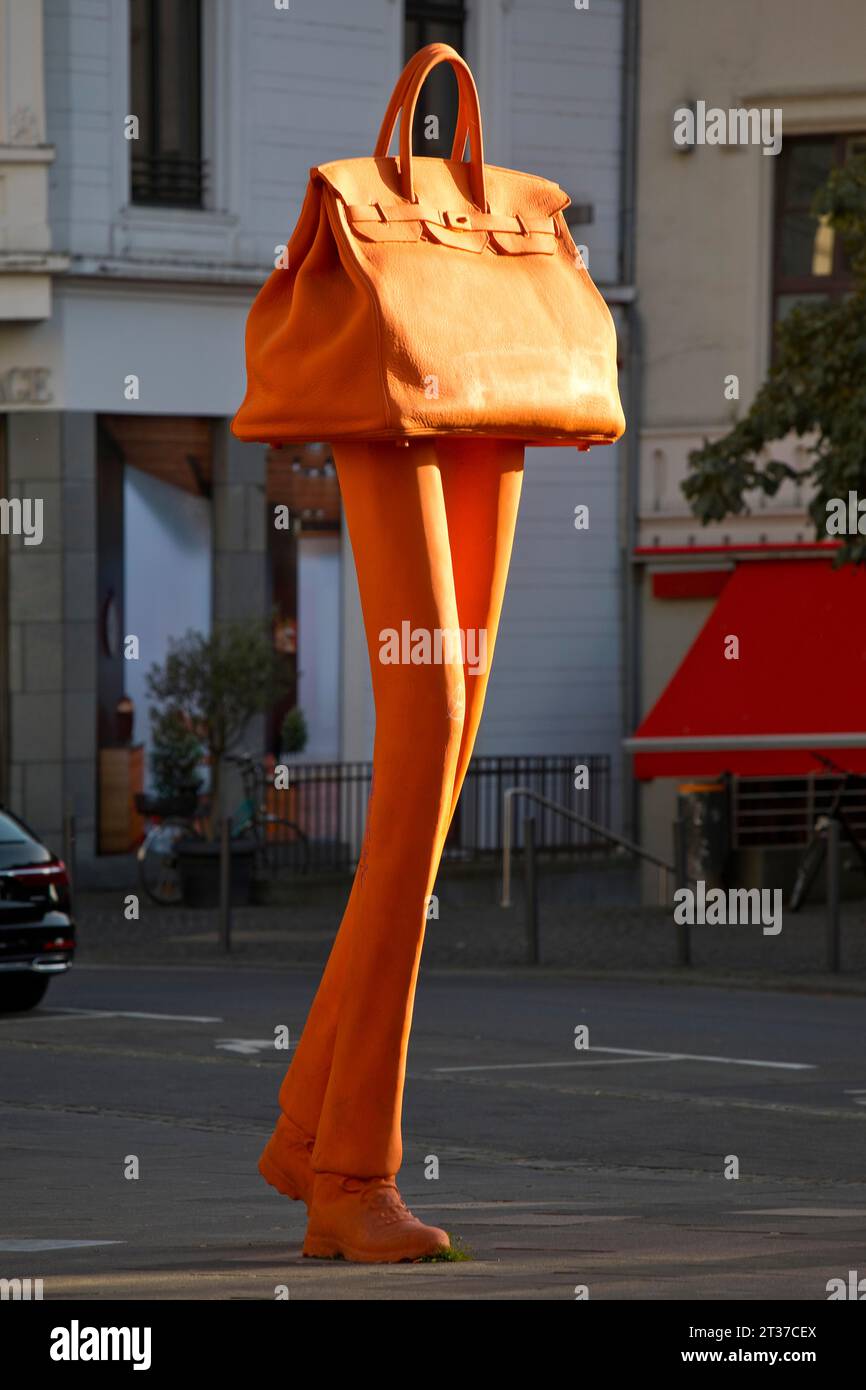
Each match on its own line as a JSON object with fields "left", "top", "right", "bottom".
{"left": 274, "top": 753, "right": 611, "bottom": 874}
{"left": 731, "top": 773, "right": 866, "bottom": 850}
{"left": 131, "top": 154, "right": 207, "bottom": 208}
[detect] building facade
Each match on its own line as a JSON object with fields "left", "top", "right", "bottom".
{"left": 0, "top": 0, "right": 633, "bottom": 881}
{"left": 629, "top": 0, "right": 866, "bottom": 894}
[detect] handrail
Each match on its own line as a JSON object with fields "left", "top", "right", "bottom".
{"left": 500, "top": 785, "right": 677, "bottom": 907}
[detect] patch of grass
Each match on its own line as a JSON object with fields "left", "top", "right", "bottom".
{"left": 420, "top": 1235, "right": 473, "bottom": 1263}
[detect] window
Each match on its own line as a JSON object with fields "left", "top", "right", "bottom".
{"left": 403, "top": 1, "right": 467, "bottom": 160}
{"left": 772, "top": 133, "right": 866, "bottom": 325}
{"left": 130, "top": 0, "right": 204, "bottom": 207}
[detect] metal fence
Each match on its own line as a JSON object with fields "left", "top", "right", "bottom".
{"left": 446, "top": 754, "right": 610, "bottom": 858}
{"left": 269, "top": 753, "right": 611, "bottom": 873}
{"left": 731, "top": 773, "right": 866, "bottom": 849}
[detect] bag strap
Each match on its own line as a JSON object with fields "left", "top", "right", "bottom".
{"left": 346, "top": 202, "right": 556, "bottom": 236}
{"left": 376, "top": 44, "right": 488, "bottom": 211}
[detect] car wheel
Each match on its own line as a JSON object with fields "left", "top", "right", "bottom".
{"left": 0, "top": 975, "right": 50, "bottom": 1013}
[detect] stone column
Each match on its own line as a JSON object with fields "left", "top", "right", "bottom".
{"left": 5, "top": 411, "right": 98, "bottom": 861}
{"left": 210, "top": 421, "right": 269, "bottom": 798}
{"left": 211, "top": 421, "right": 268, "bottom": 623}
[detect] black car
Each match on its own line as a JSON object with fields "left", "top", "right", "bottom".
{"left": 0, "top": 809, "right": 75, "bottom": 1012}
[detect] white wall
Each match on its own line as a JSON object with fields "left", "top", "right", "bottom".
{"left": 480, "top": 441, "right": 622, "bottom": 762}
{"left": 43, "top": 0, "right": 403, "bottom": 269}
{"left": 502, "top": 0, "right": 624, "bottom": 287}
{"left": 55, "top": 282, "right": 250, "bottom": 416}
{"left": 466, "top": 0, "right": 626, "bottom": 821}
{"left": 297, "top": 534, "right": 341, "bottom": 759}
{"left": 123, "top": 467, "right": 212, "bottom": 786}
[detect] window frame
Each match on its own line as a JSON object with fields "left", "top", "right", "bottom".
{"left": 129, "top": 0, "right": 205, "bottom": 210}
{"left": 771, "top": 131, "right": 865, "bottom": 323}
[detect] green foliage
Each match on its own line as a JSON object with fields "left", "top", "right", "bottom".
{"left": 420, "top": 1235, "right": 473, "bottom": 1262}
{"left": 684, "top": 154, "right": 866, "bottom": 563}
{"left": 149, "top": 708, "right": 203, "bottom": 800}
{"left": 280, "top": 705, "right": 309, "bottom": 754}
{"left": 146, "top": 619, "right": 291, "bottom": 835}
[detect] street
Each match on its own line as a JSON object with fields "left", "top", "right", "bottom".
{"left": 2, "top": 964, "right": 865, "bottom": 1300}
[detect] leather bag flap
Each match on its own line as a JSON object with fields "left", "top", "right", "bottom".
{"left": 320, "top": 157, "right": 568, "bottom": 256}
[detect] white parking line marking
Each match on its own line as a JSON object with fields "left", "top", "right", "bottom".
{"left": 411, "top": 1201, "right": 593, "bottom": 1210}
{"left": 432, "top": 1056, "right": 679, "bottom": 1070}
{"left": 215, "top": 1038, "right": 295, "bottom": 1055}
{"left": 434, "top": 1046, "right": 816, "bottom": 1074}
{"left": 0, "top": 1239, "right": 125, "bottom": 1252}
{"left": 735, "top": 1209, "right": 866, "bottom": 1219}
{"left": 50, "top": 1009, "right": 222, "bottom": 1023}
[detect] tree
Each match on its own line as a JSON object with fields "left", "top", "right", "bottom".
{"left": 149, "top": 708, "right": 203, "bottom": 803}
{"left": 683, "top": 154, "right": 866, "bottom": 563}
{"left": 146, "top": 619, "right": 291, "bottom": 838}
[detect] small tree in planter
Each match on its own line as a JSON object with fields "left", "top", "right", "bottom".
{"left": 146, "top": 619, "right": 292, "bottom": 841}
{"left": 148, "top": 708, "right": 204, "bottom": 815}
{"left": 271, "top": 705, "right": 310, "bottom": 829}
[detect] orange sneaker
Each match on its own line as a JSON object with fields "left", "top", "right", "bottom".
{"left": 303, "top": 1174, "right": 451, "bottom": 1262}
{"left": 258, "top": 1113, "right": 314, "bottom": 1205}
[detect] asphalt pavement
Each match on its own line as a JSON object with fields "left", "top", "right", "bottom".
{"left": 2, "top": 963, "right": 865, "bottom": 1299}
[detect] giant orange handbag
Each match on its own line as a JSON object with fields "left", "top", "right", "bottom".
{"left": 232, "top": 43, "right": 625, "bottom": 450}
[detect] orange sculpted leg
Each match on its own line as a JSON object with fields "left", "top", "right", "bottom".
{"left": 260, "top": 438, "right": 523, "bottom": 1255}
{"left": 437, "top": 437, "right": 525, "bottom": 822}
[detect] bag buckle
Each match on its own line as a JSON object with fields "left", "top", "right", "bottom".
{"left": 443, "top": 210, "right": 473, "bottom": 231}
{"left": 515, "top": 212, "right": 531, "bottom": 236}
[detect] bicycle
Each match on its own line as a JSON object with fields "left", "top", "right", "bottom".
{"left": 788, "top": 753, "right": 866, "bottom": 911}
{"left": 137, "top": 751, "right": 310, "bottom": 905}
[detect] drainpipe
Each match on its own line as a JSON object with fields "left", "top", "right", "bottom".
{"left": 618, "top": 0, "right": 642, "bottom": 848}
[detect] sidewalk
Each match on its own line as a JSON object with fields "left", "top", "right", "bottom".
{"left": 72, "top": 872, "right": 866, "bottom": 994}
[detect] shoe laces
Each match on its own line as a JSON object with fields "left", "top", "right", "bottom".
{"left": 343, "top": 1177, "right": 413, "bottom": 1225}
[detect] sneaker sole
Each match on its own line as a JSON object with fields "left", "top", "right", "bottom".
{"left": 302, "top": 1232, "right": 449, "bottom": 1263}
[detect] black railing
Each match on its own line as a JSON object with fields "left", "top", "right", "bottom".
{"left": 131, "top": 154, "right": 207, "bottom": 208}
{"left": 275, "top": 753, "right": 611, "bottom": 873}
{"left": 731, "top": 773, "right": 866, "bottom": 849}
{"left": 444, "top": 753, "right": 610, "bottom": 858}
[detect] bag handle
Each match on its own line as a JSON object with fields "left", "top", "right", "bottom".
{"left": 374, "top": 45, "right": 475, "bottom": 167}
{"left": 374, "top": 47, "right": 462, "bottom": 158}
{"left": 375, "top": 44, "right": 487, "bottom": 211}
{"left": 400, "top": 45, "right": 487, "bottom": 209}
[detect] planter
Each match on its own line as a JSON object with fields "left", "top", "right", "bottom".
{"left": 177, "top": 838, "right": 256, "bottom": 908}
{"left": 135, "top": 790, "right": 200, "bottom": 819}
{"left": 271, "top": 761, "right": 301, "bottom": 828}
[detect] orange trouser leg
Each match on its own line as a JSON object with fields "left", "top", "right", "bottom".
{"left": 277, "top": 438, "right": 524, "bottom": 1175}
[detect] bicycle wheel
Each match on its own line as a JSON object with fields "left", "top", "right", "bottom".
{"left": 256, "top": 818, "right": 311, "bottom": 879}
{"left": 138, "top": 818, "right": 205, "bottom": 905}
{"left": 789, "top": 834, "right": 826, "bottom": 912}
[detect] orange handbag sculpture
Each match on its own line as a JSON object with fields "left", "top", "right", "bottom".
{"left": 232, "top": 43, "right": 625, "bottom": 449}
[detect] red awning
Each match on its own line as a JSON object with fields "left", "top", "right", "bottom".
{"left": 627, "top": 559, "right": 866, "bottom": 779}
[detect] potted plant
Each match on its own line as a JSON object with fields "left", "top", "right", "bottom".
{"left": 146, "top": 619, "right": 292, "bottom": 907}
{"left": 142, "top": 708, "right": 204, "bottom": 818}
{"left": 280, "top": 705, "right": 309, "bottom": 758}
{"left": 269, "top": 705, "right": 309, "bottom": 827}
